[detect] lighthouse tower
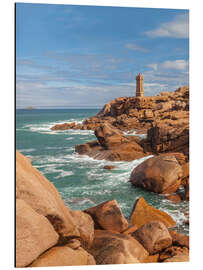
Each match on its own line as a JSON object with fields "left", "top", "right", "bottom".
{"left": 136, "top": 73, "right": 144, "bottom": 97}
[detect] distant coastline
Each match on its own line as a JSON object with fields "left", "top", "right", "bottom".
{"left": 26, "top": 106, "right": 36, "bottom": 110}
{"left": 16, "top": 107, "right": 102, "bottom": 110}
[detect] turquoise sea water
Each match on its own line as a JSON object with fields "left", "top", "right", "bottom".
{"left": 16, "top": 109, "right": 189, "bottom": 235}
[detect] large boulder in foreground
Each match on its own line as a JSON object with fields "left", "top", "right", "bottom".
{"left": 84, "top": 200, "right": 128, "bottom": 233}
{"left": 130, "top": 197, "right": 175, "bottom": 228}
{"left": 130, "top": 155, "right": 183, "bottom": 194}
{"left": 163, "top": 254, "right": 189, "bottom": 262}
{"left": 159, "top": 245, "right": 189, "bottom": 262}
{"left": 144, "top": 254, "right": 159, "bottom": 263}
{"left": 89, "top": 230, "right": 148, "bottom": 264}
{"left": 132, "top": 221, "right": 172, "bottom": 255}
{"left": 30, "top": 245, "right": 96, "bottom": 267}
{"left": 169, "top": 231, "right": 189, "bottom": 249}
{"left": 16, "top": 199, "right": 59, "bottom": 268}
{"left": 70, "top": 210, "right": 94, "bottom": 249}
{"left": 16, "top": 150, "right": 79, "bottom": 241}
{"left": 160, "top": 152, "right": 187, "bottom": 165}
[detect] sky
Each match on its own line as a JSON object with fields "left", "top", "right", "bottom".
{"left": 16, "top": 3, "right": 189, "bottom": 108}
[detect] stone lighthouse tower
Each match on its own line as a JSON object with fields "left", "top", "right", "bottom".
{"left": 136, "top": 73, "right": 144, "bottom": 97}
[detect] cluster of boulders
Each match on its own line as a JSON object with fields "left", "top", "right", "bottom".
{"left": 75, "top": 123, "right": 147, "bottom": 161}
{"left": 51, "top": 86, "right": 189, "bottom": 160}
{"left": 50, "top": 86, "right": 190, "bottom": 204}
{"left": 16, "top": 150, "right": 189, "bottom": 267}
{"left": 75, "top": 133, "right": 189, "bottom": 204}
{"left": 16, "top": 150, "right": 95, "bottom": 267}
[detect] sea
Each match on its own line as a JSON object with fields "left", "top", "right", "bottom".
{"left": 16, "top": 109, "right": 189, "bottom": 235}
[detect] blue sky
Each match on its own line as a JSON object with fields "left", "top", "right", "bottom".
{"left": 16, "top": 3, "right": 189, "bottom": 108}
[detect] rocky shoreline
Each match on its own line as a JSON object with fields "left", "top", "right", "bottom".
{"left": 51, "top": 86, "right": 189, "bottom": 162}
{"left": 51, "top": 86, "right": 189, "bottom": 204}
{"left": 16, "top": 86, "right": 189, "bottom": 266}
{"left": 16, "top": 150, "right": 189, "bottom": 267}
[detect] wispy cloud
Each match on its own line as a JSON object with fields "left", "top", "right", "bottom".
{"left": 161, "top": 60, "right": 189, "bottom": 70}
{"left": 147, "top": 59, "right": 189, "bottom": 71}
{"left": 146, "top": 63, "right": 158, "bottom": 71}
{"left": 143, "top": 58, "right": 189, "bottom": 96}
{"left": 16, "top": 52, "right": 189, "bottom": 108}
{"left": 145, "top": 13, "right": 189, "bottom": 38}
{"left": 16, "top": 78, "right": 138, "bottom": 108}
{"left": 17, "top": 59, "right": 35, "bottom": 65}
{"left": 125, "top": 43, "right": 148, "bottom": 52}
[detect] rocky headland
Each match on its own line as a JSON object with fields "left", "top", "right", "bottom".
{"left": 16, "top": 86, "right": 189, "bottom": 266}
{"left": 51, "top": 86, "right": 189, "bottom": 158}
{"left": 51, "top": 86, "right": 189, "bottom": 203}
{"left": 16, "top": 150, "right": 189, "bottom": 267}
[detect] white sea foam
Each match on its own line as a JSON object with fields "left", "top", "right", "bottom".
{"left": 73, "top": 198, "right": 94, "bottom": 206}
{"left": 45, "top": 146, "right": 70, "bottom": 150}
{"left": 30, "top": 148, "right": 188, "bottom": 234}
{"left": 81, "top": 189, "right": 112, "bottom": 196}
{"left": 124, "top": 130, "right": 147, "bottom": 139}
{"left": 83, "top": 156, "right": 153, "bottom": 189}
{"left": 86, "top": 171, "right": 105, "bottom": 181}
{"left": 71, "top": 152, "right": 152, "bottom": 167}
{"left": 33, "top": 151, "right": 152, "bottom": 174}
{"left": 65, "top": 137, "right": 74, "bottom": 140}
{"left": 33, "top": 155, "right": 67, "bottom": 165}
{"left": 23, "top": 118, "right": 85, "bottom": 135}
{"left": 36, "top": 163, "right": 73, "bottom": 179}
{"left": 35, "top": 163, "right": 58, "bottom": 169}
{"left": 63, "top": 118, "right": 83, "bottom": 124}
{"left": 40, "top": 166, "right": 61, "bottom": 174}
{"left": 19, "top": 148, "right": 36, "bottom": 153}
{"left": 32, "top": 151, "right": 152, "bottom": 189}
{"left": 64, "top": 197, "right": 95, "bottom": 206}
{"left": 66, "top": 129, "right": 94, "bottom": 136}
{"left": 61, "top": 153, "right": 153, "bottom": 186}
{"left": 160, "top": 206, "right": 187, "bottom": 228}
{"left": 54, "top": 170, "right": 74, "bottom": 179}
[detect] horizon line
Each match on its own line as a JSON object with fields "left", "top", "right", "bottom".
{"left": 16, "top": 107, "right": 102, "bottom": 109}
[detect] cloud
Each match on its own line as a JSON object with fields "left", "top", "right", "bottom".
{"left": 143, "top": 58, "right": 189, "bottom": 95}
{"left": 17, "top": 59, "right": 34, "bottom": 65}
{"left": 17, "top": 58, "right": 58, "bottom": 72}
{"left": 125, "top": 43, "right": 148, "bottom": 52}
{"left": 147, "top": 59, "right": 188, "bottom": 71}
{"left": 146, "top": 63, "right": 158, "bottom": 71}
{"left": 16, "top": 80, "right": 46, "bottom": 91}
{"left": 16, "top": 78, "right": 137, "bottom": 108}
{"left": 16, "top": 52, "right": 189, "bottom": 108}
{"left": 161, "top": 60, "right": 189, "bottom": 70}
{"left": 143, "top": 69, "right": 188, "bottom": 94}
{"left": 145, "top": 13, "right": 189, "bottom": 38}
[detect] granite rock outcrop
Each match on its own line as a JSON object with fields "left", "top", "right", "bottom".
{"left": 16, "top": 150, "right": 189, "bottom": 266}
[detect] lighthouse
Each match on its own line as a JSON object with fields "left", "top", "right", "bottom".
{"left": 136, "top": 73, "right": 144, "bottom": 97}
